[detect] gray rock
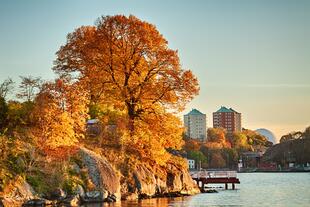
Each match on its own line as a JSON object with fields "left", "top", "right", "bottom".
{"left": 127, "top": 163, "right": 200, "bottom": 198}
{"left": 105, "top": 194, "right": 117, "bottom": 202}
{"left": 72, "top": 162, "right": 81, "bottom": 174}
{"left": 22, "top": 198, "right": 46, "bottom": 206}
{"left": 62, "top": 195, "right": 80, "bottom": 206}
{"left": 79, "top": 147, "right": 121, "bottom": 201}
{"left": 133, "top": 165, "right": 157, "bottom": 196}
{"left": 81, "top": 191, "right": 104, "bottom": 203}
{"left": 50, "top": 188, "right": 66, "bottom": 200}
{"left": 74, "top": 185, "right": 85, "bottom": 197}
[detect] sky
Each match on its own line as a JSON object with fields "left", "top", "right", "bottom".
{"left": 0, "top": 0, "right": 309, "bottom": 142}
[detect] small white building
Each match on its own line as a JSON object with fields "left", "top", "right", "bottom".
{"left": 188, "top": 159, "right": 195, "bottom": 169}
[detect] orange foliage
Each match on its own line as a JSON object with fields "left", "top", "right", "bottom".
{"left": 31, "top": 80, "right": 89, "bottom": 155}
{"left": 209, "top": 151, "right": 226, "bottom": 168}
{"left": 53, "top": 15, "right": 199, "bottom": 124}
{"left": 184, "top": 139, "right": 201, "bottom": 151}
{"left": 121, "top": 111, "right": 185, "bottom": 166}
{"left": 207, "top": 128, "right": 231, "bottom": 148}
{"left": 53, "top": 15, "right": 199, "bottom": 165}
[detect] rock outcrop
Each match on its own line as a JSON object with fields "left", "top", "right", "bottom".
{"left": 122, "top": 164, "right": 200, "bottom": 200}
{"left": 1, "top": 148, "right": 199, "bottom": 205}
{"left": 79, "top": 147, "right": 121, "bottom": 201}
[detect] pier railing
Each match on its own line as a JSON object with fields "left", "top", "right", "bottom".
{"left": 191, "top": 170, "right": 237, "bottom": 179}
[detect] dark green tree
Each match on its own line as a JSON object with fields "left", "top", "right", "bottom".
{"left": 0, "top": 97, "right": 8, "bottom": 132}
{"left": 187, "top": 150, "right": 208, "bottom": 169}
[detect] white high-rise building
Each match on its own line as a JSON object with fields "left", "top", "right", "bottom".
{"left": 184, "top": 109, "right": 207, "bottom": 142}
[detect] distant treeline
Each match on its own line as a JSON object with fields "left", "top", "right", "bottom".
{"left": 183, "top": 128, "right": 272, "bottom": 169}
{"left": 263, "top": 126, "right": 310, "bottom": 165}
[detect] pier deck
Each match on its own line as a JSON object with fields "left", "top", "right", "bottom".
{"left": 191, "top": 170, "right": 240, "bottom": 190}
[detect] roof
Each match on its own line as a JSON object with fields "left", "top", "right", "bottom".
{"left": 87, "top": 119, "right": 99, "bottom": 124}
{"left": 185, "top": 108, "right": 205, "bottom": 116}
{"left": 216, "top": 106, "right": 240, "bottom": 113}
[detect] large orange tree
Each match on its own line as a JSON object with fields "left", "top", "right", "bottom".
{"left": 53, "top": 15, "right": 199, "bottom": 164}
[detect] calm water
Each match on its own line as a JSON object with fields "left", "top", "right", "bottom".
{"left": 82, "top": 173, "right": 310, "bottom": 207}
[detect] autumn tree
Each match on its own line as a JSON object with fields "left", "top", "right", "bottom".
{"left": 231, "top": 132, "right": 252, "bottom": 151}
{"left": 207, "top": 128, "right": 226, "bottom": 143}
{"left": 207, "top": 128, "right": 231, "bottom": 148}
{"left": 53, "top": 15, "right": 199, "bottom": 130}
{"left": 17, "top": 76, "right": 42, "bottom": 102}
{"left": 53, "top": 15, "right": 199, "bottom": 165}
{"left": 31, "top": 80, "right": 89, "bottom": 154}
{"left": 184, "top": 139, "right": 201, "bottom": 151}
{"left": 209, "top": 151, "right": 226, "bottom": 168}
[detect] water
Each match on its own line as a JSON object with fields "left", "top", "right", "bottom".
{"left": 82, "top": 173, "right": 310, "bottom": 207}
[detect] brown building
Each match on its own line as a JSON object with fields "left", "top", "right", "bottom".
{"left": 213, "top": 106, "right": 241, "bottom": 134}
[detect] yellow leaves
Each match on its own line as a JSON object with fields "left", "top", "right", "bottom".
{"left": 45, "top": 112, "right": 77, "bottom": 149}
{"left": 118, "top": 112, "right": 184, "bottom": 166}
{"left": 31, "top": 80, "right": 89, "bottom": 155}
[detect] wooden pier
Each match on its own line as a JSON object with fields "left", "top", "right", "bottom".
{"left": 191, "top": 170, "right": 240, "bottom": 191}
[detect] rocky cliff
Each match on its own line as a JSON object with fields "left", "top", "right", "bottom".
{"left": 79, "top": 147, "right": 121, "bottom": 201}
{"left": 80, "top": 147, "right": 199, "bottom": 200}
{"left": 121, "top": 162, "right": 200, "bottom": 200}
{"left": 0, "top": 147, "right": 199, "bottom": 206}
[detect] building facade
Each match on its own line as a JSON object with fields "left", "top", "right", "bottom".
{"left": 184, "top": 109, "right": 207, "bottom": 141}
{"left": 213, "top": 106, "right": 241, "bottom": 134}
{"left": 188, "top": 159, "right": 195, "bottom": 170}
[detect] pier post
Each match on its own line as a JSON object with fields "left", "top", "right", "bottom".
{"left": 225, "top": 183, "right": 228, "bottom": 190}
{"left": 232, "top": 183, "right": 235, "bottom": 190}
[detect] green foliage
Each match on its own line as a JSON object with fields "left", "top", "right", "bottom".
{"left": 231, "top": 132, "right": 251, "bottom": 151}
{"left": 63, "top": 176, "right": 84, "bottom": 195}
{"left": 6, "top": 101, "right": 34, "bottom": 132}
{"left": 26, "top": 172, "right": 49, "bottom": 194}
{"left": 187, "top": 150, "right": 208, "bottom": 168}
{"left": 222, "top": 148, "right": 238, "bottom": 169}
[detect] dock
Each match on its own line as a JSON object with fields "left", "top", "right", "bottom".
{"left": 191, "top": 170, "right": 240, "bottom": 191}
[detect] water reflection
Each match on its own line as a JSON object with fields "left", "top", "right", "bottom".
{"left": 80, "top": 173, "right": 310, "bottom": 207}
{"left": 81, "top": 197, "right": 192, "bottom": 207}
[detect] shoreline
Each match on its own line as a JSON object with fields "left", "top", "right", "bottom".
{"left": 238, "top": 170, "right": 310, "bottom": 173}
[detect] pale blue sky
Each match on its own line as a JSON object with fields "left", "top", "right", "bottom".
{"left": 0, "top": 0, "right": 309, "bottom": 141}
